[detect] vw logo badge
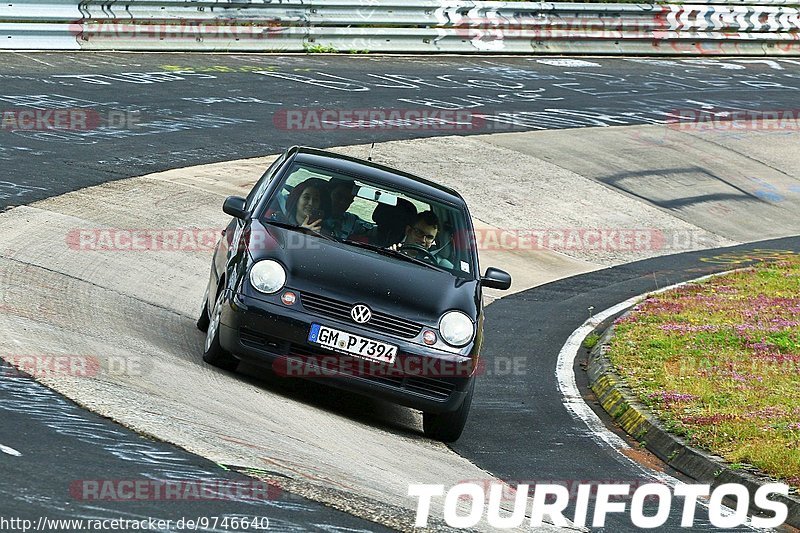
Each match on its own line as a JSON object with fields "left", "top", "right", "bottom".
{"left": 351, "top": 304, "right": 372, "bottom": 324}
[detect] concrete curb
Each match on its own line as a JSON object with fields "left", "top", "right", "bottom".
{"left": 586, "top": 325, "right": 800, "bottom": 529}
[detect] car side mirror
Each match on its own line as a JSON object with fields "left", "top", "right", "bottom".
{"left": 481, "top": 267, "right": 511, "bottom": 290}
{"left": 223, "top": 196, "right": 249, "bottom": 220}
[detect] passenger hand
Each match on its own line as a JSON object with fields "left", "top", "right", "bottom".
{"left": 301, "top": 215, "right": 322, "bottom": 232}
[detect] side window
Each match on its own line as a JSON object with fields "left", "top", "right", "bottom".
{"left": 246, "top": 154, "right": 285, "bottom": 212}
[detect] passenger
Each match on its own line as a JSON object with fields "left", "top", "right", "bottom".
{"left": 370, "top": 198, "right": 417, "bottom": 247}
{"left": 267, "top": 178, "right": 327, "bottom": 231}
{"left": 322, "top": 178, "right": 373, "bottom": 240}
{"left": 394, "top": 211, "right": 453, "bottom": 268}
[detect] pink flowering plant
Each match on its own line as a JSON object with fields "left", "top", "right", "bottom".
{"left": 608, "top": 256, "right": 800, "bottom": 490}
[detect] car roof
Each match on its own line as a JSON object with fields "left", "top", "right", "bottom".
{"left": 288, "top": 146, "right": 467, "bottom": 206}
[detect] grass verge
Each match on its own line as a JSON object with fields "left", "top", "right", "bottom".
{"left": 606, "top": 256, "right": 800, "bottom": 491}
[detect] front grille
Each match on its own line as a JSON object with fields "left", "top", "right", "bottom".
{"left": 288, "top": 343, "right": 455, "bottom": 401}
{"left": 299, "top": 292, "right": 423, "bottom": 339}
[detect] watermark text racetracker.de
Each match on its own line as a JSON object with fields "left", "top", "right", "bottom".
{"left": 66, "top": 227, "right": 714, "bottom": 253}
{"left": 273, "top": 108, "right": 483, "bottom": 131}
{"left": 67, "top": 228, "right": 222, "bottom": 252}
{"left": 1, "top": 354, "right": 149, "bottom": 378}
{"left": 0, "top": 109, "right": 139, "bottom": 132}
{"left": 272, "top": 353, "right": 527, "bottom": 379}
{"left": 70, "top": 478, "right": 281, "bottom": 502}
{"left": 466, "top": 228, "right": 720, "bottom": 254}
{"left": 409, "top": 481, "right": 790, "bottom": 529}
{"left": 669, "top": 108, "right": 800, "bottom": 132}
{"left": 271, "top": 106, "right": 800, "bottom": 134}
{"left": 471, "top": 228, "right": 680, "bottom": 253}
{"left": 70, "top": 19, "right": 284, "bottom": 41}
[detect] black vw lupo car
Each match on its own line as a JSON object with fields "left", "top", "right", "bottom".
{"left": 198, "top": 146, "right": 511, "bottom": 441}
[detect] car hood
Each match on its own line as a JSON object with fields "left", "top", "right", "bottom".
{"left": 248, "top": 222, "right": 479, "bottom": 324}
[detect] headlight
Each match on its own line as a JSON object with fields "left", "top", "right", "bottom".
{"left": 439, "top": 311, "right": 474, "bottom": 347}
{"left": 249, "top": 260, "right": 286, "bottom": 294}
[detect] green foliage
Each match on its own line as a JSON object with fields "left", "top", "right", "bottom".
{"left": 606, "top": 254, "right": 800, "bottom": 490}
{"left": 303, "top": 42, "right": 339, "bottom": 54}
{"left": 583, "top": 333, "right": 601, "bottom": 350}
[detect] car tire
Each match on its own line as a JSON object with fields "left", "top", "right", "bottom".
{"left": 423, "top": 378, "right": 475, "bottom": 443}
{"left": 202, "top": 289, "right": 239, "bottom": 372}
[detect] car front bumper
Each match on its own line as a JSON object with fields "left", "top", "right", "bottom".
{"left": 218, "top": 291, "right": 474, "bottom": 414}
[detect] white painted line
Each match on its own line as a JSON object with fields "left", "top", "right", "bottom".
{"left": 12, "top": 52, "right": 55, "bottom": 67}
{"left": 0, "top": 444, "right": 21, "bottom": 457}
{"left": 555, "top": 270, "right": 760, "bottom": 529}
{"left": 556, "top": 295, "right": 642, "bottom": 451}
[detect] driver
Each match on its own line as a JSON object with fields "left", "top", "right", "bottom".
{"left": 394, "top": 211, "right": 453, "bottom": 268}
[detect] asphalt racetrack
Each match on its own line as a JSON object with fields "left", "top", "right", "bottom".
{"left": 3, "top": 53, "right": 800, "bottom": 209}
{"left": 2, "top": 53, "right": 800, "bottom": 532}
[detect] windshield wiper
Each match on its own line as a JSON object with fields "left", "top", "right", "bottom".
{"left": 263, "top": 219, "right": 338, "bottom": 242}
{"left": 342, "top": 239, "right": 446, "bottom": 272}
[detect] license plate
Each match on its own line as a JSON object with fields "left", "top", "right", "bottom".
{"left": 308, "top": 324, "right": 397, "bottom": 364}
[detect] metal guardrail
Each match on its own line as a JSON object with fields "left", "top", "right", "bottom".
{"left": 1, "top": 0, "right": 799, "bottom": 54}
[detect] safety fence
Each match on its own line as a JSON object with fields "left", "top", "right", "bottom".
{"left": 2, "top": 0, "right": 800, "bottom": 54}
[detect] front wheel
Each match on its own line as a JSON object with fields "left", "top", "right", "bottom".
{"left": 423, "top": 378, "right": 475, "bottom": 443}
{"left": 202, "top": 289, "right": 239, "bottom": 372}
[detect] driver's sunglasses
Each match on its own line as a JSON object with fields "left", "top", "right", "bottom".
{"left": 411, "top": 226, "right": 436, "bottom": 242}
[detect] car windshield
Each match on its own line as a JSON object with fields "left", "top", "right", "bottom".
{"left": 259, "top": 162, "right": 477, "bottom": 278}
